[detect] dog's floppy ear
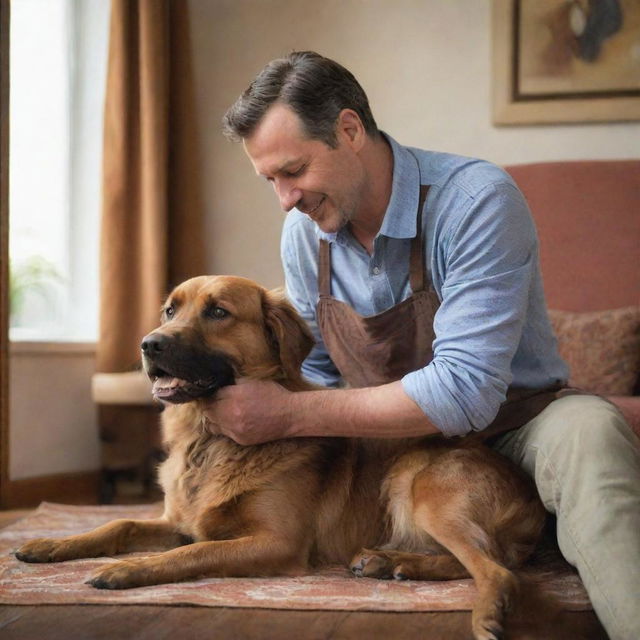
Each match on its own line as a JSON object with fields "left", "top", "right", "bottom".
{"left": 262, "top": 288, "right": 315, "bottom": 380}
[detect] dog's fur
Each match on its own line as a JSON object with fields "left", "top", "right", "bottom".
{"left": 16, "top": 275, "right": 548, "bottom": 640}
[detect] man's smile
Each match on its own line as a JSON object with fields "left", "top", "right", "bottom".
{"left": 302, "top": 196, "right": 326, "bottom": 217}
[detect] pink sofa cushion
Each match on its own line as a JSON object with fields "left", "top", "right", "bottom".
{"left": 549, "top": 307, "right": 640, "bottom": 396}
{"left": 506, "top": 161, "right": 640, "bottom": 442}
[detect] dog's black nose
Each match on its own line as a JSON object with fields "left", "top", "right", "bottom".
{"left": 141, "top": 333, "right": 171, "bottom": 355}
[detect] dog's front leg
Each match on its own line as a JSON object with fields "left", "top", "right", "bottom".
{"left": 15, "top": 518, "right": 184, "bottom": 563}
{"left": 88, "top": 534, "right": 304, "bottom": 589}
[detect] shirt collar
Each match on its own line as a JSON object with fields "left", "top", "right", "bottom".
{"left": 378, "top": 133, "right": 420, "bottom": 239}
{"left": 314, "top": 132, "right": 421, "bottom": 245}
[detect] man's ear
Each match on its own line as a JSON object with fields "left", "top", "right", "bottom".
{"left": 262, "top": 288, "right": 315, "bottom": 379}
{"left": 336, "top": 109, "right": 366, "bottom": 152}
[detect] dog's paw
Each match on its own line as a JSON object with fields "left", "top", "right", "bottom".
{"left": 350, "top": 549, "right": 396, "bottom": 579}
{"left": 15, "top": 538, "right": 77, "bottom": 563}
{"left": 471, "top": 570, "right": 518, "bottom": 640}
{"left": 87, "top": 559, "right": 154, "bottom": 590}
{"left": 472, "top": 620, "right": 504, "bottom": 640}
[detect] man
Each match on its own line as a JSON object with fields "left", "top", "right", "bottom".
{"left": 208, "top": 51, "right": 639, "bottom": 640}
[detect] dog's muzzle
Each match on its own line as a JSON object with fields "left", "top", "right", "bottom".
{"left": 141, "top": 332, "right": 235, "bottom": 404}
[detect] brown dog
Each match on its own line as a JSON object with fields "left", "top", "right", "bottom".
{"left": 16, "top": 275, "right": 547, "bottom": 640}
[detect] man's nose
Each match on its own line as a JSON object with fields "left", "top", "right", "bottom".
{"left": 274, "top": 180, "right": 302, "bottom": 212}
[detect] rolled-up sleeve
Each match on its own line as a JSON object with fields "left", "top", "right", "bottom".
{"left": 402, "top": 182, "right": 537, "bottom": 437}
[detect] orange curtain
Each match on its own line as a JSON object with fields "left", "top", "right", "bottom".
{"left": 97, "top": 0, "right": 205, "bottom": 374}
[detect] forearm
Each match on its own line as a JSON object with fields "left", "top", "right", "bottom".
{"left": 285, "top": 380, "right": 441, "bottom": 439}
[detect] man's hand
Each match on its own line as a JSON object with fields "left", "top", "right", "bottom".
{"left": 199, "top": 379, "right": 440, "bottom": 445}
{"left": 201, "top": 379, "right": 294, "bottom": 445}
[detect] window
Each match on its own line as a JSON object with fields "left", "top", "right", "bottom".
{"left": 9, "top": 0, "right": 109, "bottom": 341}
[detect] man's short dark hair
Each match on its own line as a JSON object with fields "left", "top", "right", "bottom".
{"left": 222, "top": 51, "right": 379, "bottom": 148}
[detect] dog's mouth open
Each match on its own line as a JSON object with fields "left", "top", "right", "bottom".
{"left": 141, "top": 337, "right": 236, "bottom": 405}
{"left": 145, "top": 363, "right": 235, "bottom": 404}
{"left": 148, "top": 369, "right": 223, "bottom": 404}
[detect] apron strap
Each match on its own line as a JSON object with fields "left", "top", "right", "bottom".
{"left": 409, "top": 185, "right": 430, "bottom": 294}
{"left": 318, "top": 184, "right": 431, "bottom": 297}
{"left": 318, "top": 239, "right": 331, "bottom": 297}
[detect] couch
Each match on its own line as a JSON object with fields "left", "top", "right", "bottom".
{"left": 505, "top": 160, "right": 640, "bottom": 438}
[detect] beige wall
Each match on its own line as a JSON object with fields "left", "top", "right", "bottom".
{"left": 9, "top": 343, "right": 99, "bottom": 480}
{"left": 190, "top": 0, "right": 640, "bottom": 289}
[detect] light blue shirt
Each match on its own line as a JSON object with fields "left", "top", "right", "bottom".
{"left": 281, "top": 134, "right": 569, "bottom": 437}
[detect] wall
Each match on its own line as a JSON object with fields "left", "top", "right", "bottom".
{"left": 9, "top": 343, "right": 99, "bottom": 480}
{"left": 188, "top": 0, "right": 640, "bottom": 289}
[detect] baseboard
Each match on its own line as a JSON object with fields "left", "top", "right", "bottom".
{"left": 2, "top": 471, "right": 100, "bottom": 508}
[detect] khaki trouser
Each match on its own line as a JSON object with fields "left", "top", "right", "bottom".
{"left": 492, "top": 394, "right": 640, "bottom": 640}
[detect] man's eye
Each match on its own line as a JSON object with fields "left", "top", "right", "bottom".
{"left": 283, "top": 165, "right": 305, "bottom": 178}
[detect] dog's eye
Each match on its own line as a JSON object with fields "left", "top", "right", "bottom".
{"left": 165, "top": 305, "right": 175, "bottom": 318}
{"left": 208, "top": 306, "right": 229, "bottom": 320}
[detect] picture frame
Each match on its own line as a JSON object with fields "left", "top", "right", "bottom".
{"left": 492, "top": 0, "right": 640, "bottom": 125}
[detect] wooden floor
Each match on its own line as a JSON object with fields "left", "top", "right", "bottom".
{"left": 0, "top": 604, "right": 609, "bottom": 640}
{"left": 0, "top": 605, "right": 498, "bottom": 640}
{"left": 0, "top": 509, "right": 608, "bottom": 640}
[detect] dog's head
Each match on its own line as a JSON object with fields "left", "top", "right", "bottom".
{"left": 141, "top": 275, "right": 315, "bottom": 404}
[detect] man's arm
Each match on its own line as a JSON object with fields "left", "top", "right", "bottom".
{"left": 401, "top": 180, "right": 539, "bottom": 436}
{"left": 201, "top": 379, "right": 440, "bottom": 445}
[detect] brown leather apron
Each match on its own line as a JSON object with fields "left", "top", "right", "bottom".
{"left": 316, "top": 184, "right": 565, "bottom": 441}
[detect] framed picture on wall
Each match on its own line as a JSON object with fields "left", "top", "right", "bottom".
{"left": 492, "top": 0, "right": 640, "bottom": 124}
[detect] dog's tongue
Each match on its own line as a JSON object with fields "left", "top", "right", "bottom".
{"left": 152, "top": 376, "right": 187, "bottom": 398}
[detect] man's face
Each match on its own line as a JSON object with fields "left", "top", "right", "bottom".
{"left": 243, "top": 103, "right": 366, "bottom": 234}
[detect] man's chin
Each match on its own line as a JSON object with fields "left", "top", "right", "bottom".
{"left": 314, "top": 212, "right": 349, "bottom": 235}
{"left": 316, "top": 221, "right": 341, "bottom": 234}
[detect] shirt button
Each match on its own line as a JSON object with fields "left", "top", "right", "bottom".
{"left": 372, "top": 266, "right": 381, "bottom": 275}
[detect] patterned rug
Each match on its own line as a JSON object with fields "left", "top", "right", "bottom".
{"left": 0, "top": 502, "right": 592, "bottom": 612}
